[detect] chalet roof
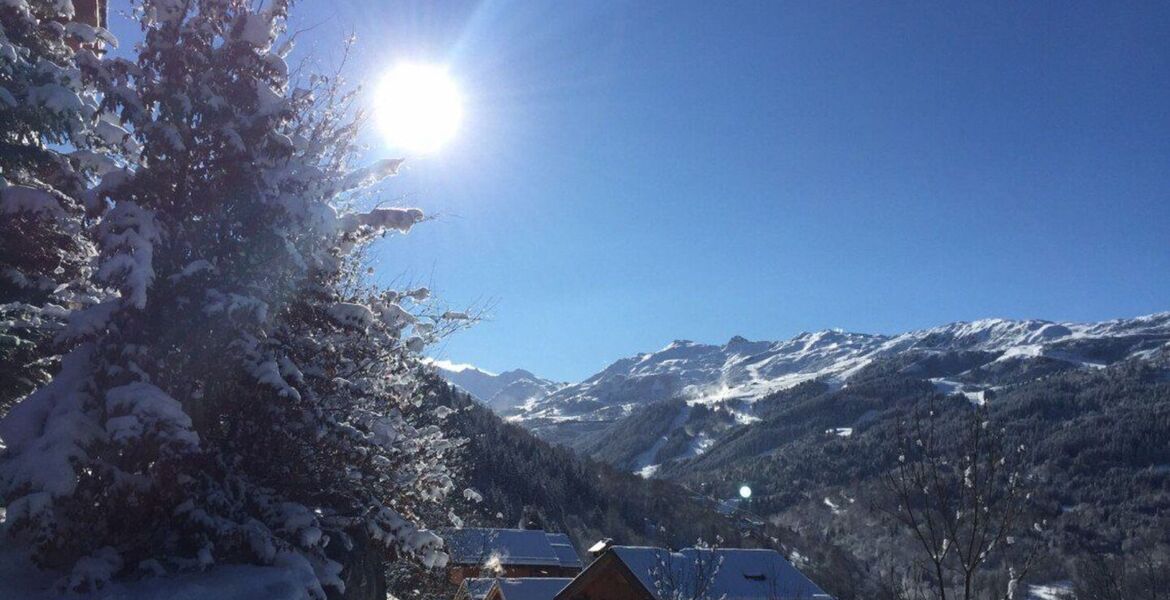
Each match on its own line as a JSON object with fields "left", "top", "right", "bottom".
{"left": 441, "top": 528, "right": 583, "bottom": 569}
{"left": 607, "top": 546, "right": 831, "bottom": 600}
{"left": 459, "top": 578, "right": 498, "bottom": 600}
{"left": 546, "top": 533, "right": 584, "bottom": 570}
{"left": 489, "top": 578, "right": 574, "bottom": 600}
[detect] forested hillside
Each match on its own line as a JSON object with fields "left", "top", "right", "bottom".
{"left": 423, "top": 378, "right": 770, "bottom": 551}
{"left": 389, "top": 378, "right": 852, "bottom": 600}
{"left": 643, "top": 354, "right": 1170, "bottom": 597}
{"left": 434, "top": 318, "right": 1170, "bottom": 598}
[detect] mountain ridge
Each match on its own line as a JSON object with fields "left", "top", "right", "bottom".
{"left": 432, "top": 311, "right": 1170, "bottom": 455}
{"left": 426, "top": 312, "right": 1170, "bottom": 598}
{"left": 429, "top": 360, "right": 566, "bottom": 414}
{"left": 525, "top": 311, "right": 1167, "bottom": 425}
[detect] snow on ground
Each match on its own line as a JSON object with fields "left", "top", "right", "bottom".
{"left": 685, "top": 432, "right": 715, "bottom": 457}
{"left": 997, "top": 344, "right": 1044, "bottom": 361}
{"left": 929, "top": 378, "right": 989, "bottom": 405}
{"left": 516, "top": 313, "right": 1170, "bottom": 430}
{"left": 1028, "top": 581, "right": 1073, "bottom": 600}
{"left": 632, "top": 405, "right": 690, "bottom": 478}
{"left": 426, "top": 358, "right": 492, "bottom": 374}
{"left": 432, "top": 363, "right": 564, "bottom": 415}
{"left": 0, "top": 545, "right": 314, "bottom": 600}
{"left": 470, "top": 312, "right": 1170, "bottom": 477}
{"left": 730, "top": 408, "right": 760, "bottom": 425}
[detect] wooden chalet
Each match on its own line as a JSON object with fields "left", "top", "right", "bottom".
{"left": 442, "top": 528, "right": 584, "bottom": 585}
{"left": 454, "top": 577, "right": 499, "bottom": 600}
{"left": 484, "top": 578, "right": 574, "bottom": 600}
{"left": 553, "top": 546, "right": 832, "bottom": 600}
{"left": 455, "top": 577, "right": 575, "bottom": 600}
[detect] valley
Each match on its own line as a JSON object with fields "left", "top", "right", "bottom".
{"left": 434, "top": 312, "right": 1170, "bottom": 597}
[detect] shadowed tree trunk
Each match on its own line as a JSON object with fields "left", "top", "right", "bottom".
{"left": 327, "top": 528, "right": 388, "bottom": 600}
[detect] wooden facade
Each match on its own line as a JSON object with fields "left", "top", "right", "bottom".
{"left": 455, "top": 545, "right": 830, "bottom": 600}
{"left": 553, "top": 546, "right": 832, "bottom": 600}
{"left": 552, "top": 552, "right": 654, "bottom": 600}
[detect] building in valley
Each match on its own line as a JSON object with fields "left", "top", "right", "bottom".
{"left": 553, "top": 546, "right": 831, "bottom": 600}
{"left": 442, "top": 528, "right": 584, "bottom": 585}
{"left": 483, "top": 578, "right": 575, "bottom": 600}
{"left": 454, "top": 577, "right": 499, "bottom": 600}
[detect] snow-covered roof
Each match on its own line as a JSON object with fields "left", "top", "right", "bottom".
{"left": 460, "top": 578, "right": 498, "bottom": 600}
{"left": 442, "top": 529, "right": 582, "bottom": 569}
{"left": 546, "top": 533, "right": 584, "bottom": 569}
{"left": 545, "top": 532, "right": 573, "bottom": 546}
{"left": 490, "top": 578, "right": 573, "bottom": 600}
{"left": 609, "top": 546, "right": 831, "bottom": 600}
{"left": 551, "top": 545, "right": 582, "bottom": 569}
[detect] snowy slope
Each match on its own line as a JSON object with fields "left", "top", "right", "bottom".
{"left": 429, "top": 360, "right": 564, "bottom": 414}
{"left": 0, "top": 543, "right": 315, "bottom": 600}
{"left": 513, "top": 312, "right": 1170, "bottom": 443}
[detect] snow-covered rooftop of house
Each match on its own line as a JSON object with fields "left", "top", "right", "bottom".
{"left": 490, "top": 577, "right": 574, "bottom": 600}
{"left": 610, "top": 546, "right": 831, "bottom": 600}
{"left": 442, "top": 528, "right": 583, "bottom": 569}
{"left": 545, "top": 532, "right": 584, "bottom": 569}
{"left": 460, "top": 578, "right": 499, "bottom": 600}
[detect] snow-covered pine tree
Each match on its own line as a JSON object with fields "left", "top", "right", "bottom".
{"left": 0, "top": 0, "right": 457, "bottom": 595}
{"left": 0, "top": 0, "right": 123, "bottom": 411}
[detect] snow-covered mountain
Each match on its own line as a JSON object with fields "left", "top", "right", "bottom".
{"left": 511, "top": 312, "right": 1170, "bottom": 443}
{"left": 429, "top": 360, "right": 565, "bottom": 414}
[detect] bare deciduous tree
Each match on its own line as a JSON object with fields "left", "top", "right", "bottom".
{"left": 878, "top": 398, "right": 1043, "bottom": 600}
{"left": 1074, "top": 544, "right": 1170, "bottom": 600}
{"left": 651, "top": 539, "right": 727, "bottom": 600}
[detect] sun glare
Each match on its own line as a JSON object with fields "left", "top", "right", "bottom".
{"left": 374, "top": 63, "right": 463, "bottom": 154}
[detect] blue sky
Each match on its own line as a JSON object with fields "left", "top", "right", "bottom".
{"left": 110, "top": 2, "right": 1170, "bottom": 382}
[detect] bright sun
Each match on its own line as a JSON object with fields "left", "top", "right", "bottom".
{"left": 374, "top": 63, "right": 463, "bottom": 154}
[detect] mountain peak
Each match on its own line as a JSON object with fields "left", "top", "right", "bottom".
{"left": 431, "top": 361, "right": 562, "bottom": 414}
{"left": 508, "top": 311, "right": 1170, "bottom": 443}
{"left": 500, "top": 368, "right": 538, "bottom": 380}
